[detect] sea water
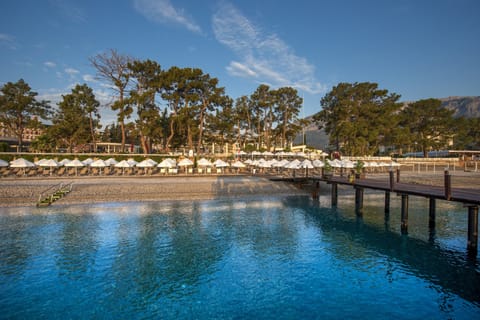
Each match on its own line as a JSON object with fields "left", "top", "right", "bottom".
{"left": 0, "top": 194, "right": 479, "bottom": 319}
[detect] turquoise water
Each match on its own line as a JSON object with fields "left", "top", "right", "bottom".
{"left": 0, "top": 194, "right": 479, "bottom": 319}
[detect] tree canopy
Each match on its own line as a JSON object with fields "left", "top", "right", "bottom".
{"left": 0, "top": 79, "right": 50, "bottom": 151}
{"left": 2, "top": 52, "right": 477, "bottom": 156}
{"left": 314, "top": 82, "right": 402, "bottom": 155}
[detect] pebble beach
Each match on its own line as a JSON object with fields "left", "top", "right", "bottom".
{"left": 0, "top": 175, "right": 307, "bottom": 208}
{"left": 0, "top": 171, "right": 479, "bottom": 208}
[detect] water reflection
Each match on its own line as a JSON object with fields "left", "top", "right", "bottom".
{"left": 0, "top": 196, "right": 479, "bottom": 318}
{"left": 286, "top": 196, "right": 480, "bottom": 304}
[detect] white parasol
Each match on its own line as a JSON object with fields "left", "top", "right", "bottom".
{"left": 10, "top": 158, "right": 35, "bottom": 175}
{"left": 197, "top": 158, "right": 213, "bottom": 167}
{"left": 115, "top": 159, "right": 133, "bottom": 175}
{"left": 0, "top": 159, "right": 9, "bottom": 167}
{"left": 65, "top": 159, "right": 85, "bottom": 176}
{"left": 90, "top": 159, "right": 107, "bottom": 175}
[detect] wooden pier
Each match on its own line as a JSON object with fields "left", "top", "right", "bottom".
{"left": 275, "top": 170, "right": 480, "bottom": 257}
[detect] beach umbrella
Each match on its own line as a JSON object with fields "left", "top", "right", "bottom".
{"left": 38, "top": 159, "right": 62, "bottom": 176}
{"left": 137, "top": 159, "right": 156, "bottom": 167}
{"left": 177, "top": 158, "right": 194, "bottom": 166}
{"left": 158, "top": 158, "right": 175, "bottom": 168}
{"left": 197, "top": 158, "right": 213, "bottom": 167}
{"left": 284, "top": 159, "right": 300, "bottom": 170}
{"left": 90, "top": 159, "right": 107, "bottom": 167}
{"left": 231, "top": 160, "right": 246, "bottom": 168}
{"left": 38, "top": 159, "right": 62, "bottom": 167}
{"left": 136, "top": 159, "right": 157, "bottom": 174}
{"left": 35, "top": 158, "right": 48, "bottom": 166}
{"left": 115, "top": 159, "right": 133, "bottom": 175}
{"left": 10, "top": 158, "right": 35, "bottom": 167}
{"left": 231, "top": 160, "right": 246, "bottom": 174}
{"left": 126, "top": 158, "right": 138, "bottom": 166}
{"left": 59, "top": 158, "right": 71, "bottom": 165}
{"left": 10, "top": 158, "right": 35, "bottom": 175}
{"left": 177, "top": 158, "right": 194, "bottom": 174}
{"left": 82, "top": 158, "right": 94, "bottom": 166}
{"left": 213, "top": 159, "right": 229, "bottom": 167}
{"left": 300, "top": 159, "right": 314, "bottom": 169}
{"left": 90, "top": 159, "right": 107, "bottom": 175}
{"left": 105, "top": 158, "right": 118, "bottom": 166}
{"left": 0, "top": 159, "right": 9, "bottom": 167}
{"left": 213, "top": 159, "right": 229, "bottom": 174}
{"left": 257, "top": 159, "right": 271, "bottom": 168}
{"left": 65, "top": 159, "right": 85, "bottom": 176}
{"left": 147, "top": 158, "right": 158, "bottom": 166}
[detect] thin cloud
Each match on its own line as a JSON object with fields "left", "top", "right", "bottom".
{"left": 82, "top": 74, "right": 97, "bottom": 83}
{"left": 44, "top": 61, "right": 57, "bottom": 68}
{"left": 227, "top": 61, "right": 258, "bottom": 78}
{"left": 212, "top": 2, "right": 326, "bottom": 94}
{"left": 64, "top": 67, "right": 79, "bottom": 75}
{"left": 0, "top": 33, "right": 17, "bottom": 49}
{"left": 133, "top": 0, "right": 202, "bottom": 33}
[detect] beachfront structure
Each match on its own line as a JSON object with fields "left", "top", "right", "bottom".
{"left": 0, "top": 121, "right": 44, "bottom": 150}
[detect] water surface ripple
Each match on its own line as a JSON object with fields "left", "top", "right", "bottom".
{"left": 0, "top": 195, "right": 478, "bottom": 319}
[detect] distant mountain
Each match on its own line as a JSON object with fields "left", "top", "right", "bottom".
{"left": 440, "top": 96, "right": 480, "bottom": 118}
{"left": 294, "top": 96, "right": 480, "bottom": 150}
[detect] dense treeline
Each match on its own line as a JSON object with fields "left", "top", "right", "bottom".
{"left": 1, "top": 50, "right": 479, "bottom": 156}
{"left": 1, "top": 50, "right": 304, "bottom": 154}
{"left": 314, "top": 82, "right": 479, "bottom": 156}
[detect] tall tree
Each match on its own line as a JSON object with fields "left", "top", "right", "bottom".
{"left": 50, "top": 85, "right": 93, "bottom": 152}
{"left": 399, "top": 98, "right": 455, "bottom": 156}
{"left": 233, "top": 95, "right": 253, "bottom": 148}
{"left": 314, "top": 82, "right": 401, "bottom": 155}
{"left": 90, "top": 49, "right": 132, "bottom": 152}
{"left": 0, "top": 79, "right": 50, "bottom": 151}
{"left": 127, "top": 59, "right": 162, "bottom": 154}
{"left": 159, "top": 66, "right": 187, "bottom": 151}
{"left": 71, "top": 84, "right": 101, "bottom": 151}
{"left": 193, "top": 72, "right": 228, "bottom": 153}
{"left": 250, "top": 84, "right": 274, "bottom": 150}
{"left": 272, "top": 87, "right": 303, "bottom": 149}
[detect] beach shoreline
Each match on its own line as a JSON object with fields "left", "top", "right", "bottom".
{"left": 0, "top": 171, "right": 479, "bottom": 208}
{"left": 0, "top": 175, "right": 308, "bottom": 208}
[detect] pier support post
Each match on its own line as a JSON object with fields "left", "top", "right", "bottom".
{"left": 389, "top": 170, "right": 394, "bottom": 191}
{"left": 396, "top": 169, "right": 400, "bottom": 183}
{"left": 429, "top": 198, "right": 436, "bottom": 229}
{"left": 467, "top": 205, "right": 478, "bottom": 255}
{"left": 401, "top": 194, "right": 409, "bottom": 234}
{"left": 355, "top": 187, "right": 364, "bottom": 216}
{"left": 331, "top": 183, "right": 338, "bottom": 207}
{"left": 444, "top": 170, "right": 452, "bottom": 200}
{"left": 312, "top": 181, "right": 320, "bottom": 200}
{"left": 385, "top": 191, "right": 390, "bottom": 214}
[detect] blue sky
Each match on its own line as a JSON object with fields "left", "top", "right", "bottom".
{"left": 1, "top": 0, "right": 479, "bottom": 124}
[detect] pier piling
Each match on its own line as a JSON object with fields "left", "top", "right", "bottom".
{"left": 385, "top": 191, "right": 390, "bottom": 214}
{"left": 467, "top": 205, "right": 478, "bottom": 254}
{"left": 355, "top": 187, "right": 364, "bottom": 216}
{"left": 401, "top": 194, "right": 409, "bottom": 234}
{"left": 331, "top": 183, "right": 338, "bottom": 206}
{"left": 389, "top": 170, "right": 394, "bottom": 191}
{"left": 444, "top": 170, "right": 452, "bottom": 200}
{"left": 429, "top": 198, "right": 436, "bottom": 229}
